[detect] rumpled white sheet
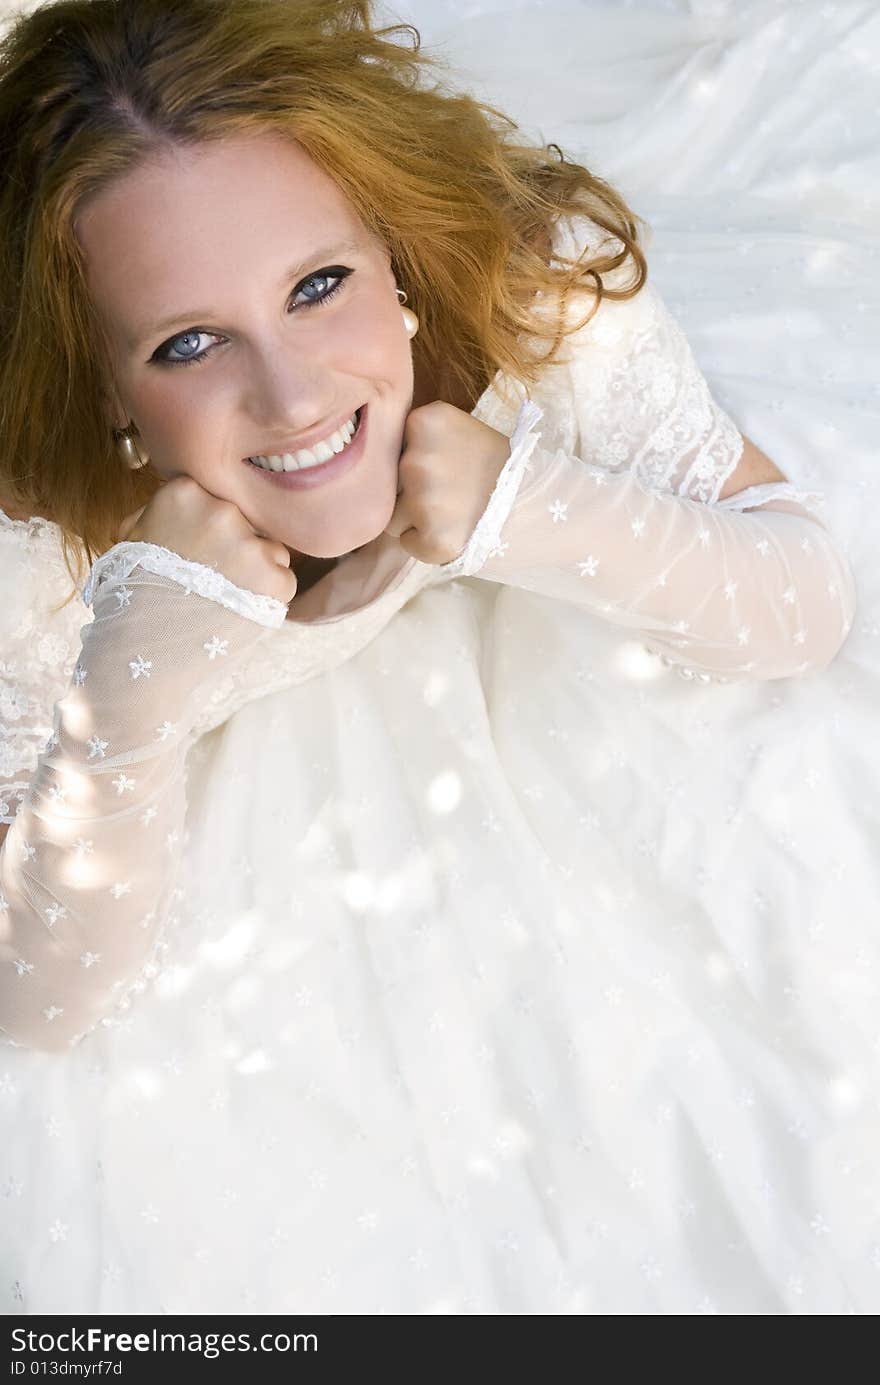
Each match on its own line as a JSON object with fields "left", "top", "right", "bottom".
{"left": 2, "top": 0, "right": 878, "bottom": 1314}
{"left": 386, "top": 0, "right": 880, "bottom": 1311}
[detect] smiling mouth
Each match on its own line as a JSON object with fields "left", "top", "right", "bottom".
{"left": 244, "top": 406, "right": 364, "bottom": 472}
{"left": 241, "top": 402, "right": 371, "bottom": 492}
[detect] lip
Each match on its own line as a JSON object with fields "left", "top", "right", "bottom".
{"left": 242, "top": 405, "right": 368, "bottom": 491}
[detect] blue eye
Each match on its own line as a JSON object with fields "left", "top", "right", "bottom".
{"left": 150, "top": 267, "right": 353, "bottom": 368}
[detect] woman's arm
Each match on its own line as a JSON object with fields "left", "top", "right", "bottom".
{"left": 434, "top": 400, "right": 856, "bottom": 683}
{"left": 431, "top": 213, "right": 856, "bottom": 680}
{"left": 716, "top": 433, "right": 789, "bottom": 498}
{"left": 1, "top": 540, "right": 287, "bottom": 1052}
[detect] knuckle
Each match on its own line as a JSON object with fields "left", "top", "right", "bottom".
{"left": 400, "top": 451, "right": 431, "bottom": 482}
{"left": 421, "top": 535, "right": 455, "bottom": 564}
{"left": 406, "top": 403, "right": 438, "bottom": 435}
{"left": 168, "top": 474, "right": 200, "bottom": 498}
{"left": 206, "top": 498, "right": 241, "bottom": 528}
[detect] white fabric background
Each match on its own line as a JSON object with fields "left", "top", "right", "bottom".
{"left": 1, "top": 0, "right": 878, "bottom": 1315}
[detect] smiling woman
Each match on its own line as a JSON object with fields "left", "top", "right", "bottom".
{"left": 0, "top": 0, "right": 648, "bottom": 605}
{"left": 0, "top": 0, "right": 861, "bottom": 1321}
{"left": 71, "top": 132, "right": 413, "bottom": 566}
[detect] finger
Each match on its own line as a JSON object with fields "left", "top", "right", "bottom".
{"left": 382, "top": 493, "right": 415, "bottom": 541}
{"left": 395, "top": 438, "right": 408, "bottom": 496}
{"left": 394, "top": 525, "right": 421, "bottom": 558}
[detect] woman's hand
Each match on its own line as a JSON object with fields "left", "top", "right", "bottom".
{"left": 383, "top": 402, "right": 511, "bottom": 564}
{"left": 115, "top": 476, "right": 298, "bottom": 607}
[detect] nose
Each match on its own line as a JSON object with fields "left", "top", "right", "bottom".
{"left": 242, "top": 341, "right": 339, "bottom": 437}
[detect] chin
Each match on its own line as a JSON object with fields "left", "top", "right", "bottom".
{"left": 300, "top": 526, "right": 385, "bottom": 562}
{"left": 313, "top": 491, "right": 401, "bottom": 559}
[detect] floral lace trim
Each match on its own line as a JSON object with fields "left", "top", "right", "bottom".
{"left": 81, "top": 541, "right": 289, "bottom": 629}
{"left": 0, "top": 779, "right": 32, "bottom": 827}
{"left": 0, "top": 508, "right": 60, "bottom": 545}
{"left": 437, "top": 399, "right": 546, "bottom": 580}
{"left": 713, "top": 481, "right": 826, "bottom": 515}
{"left": 673, "top": 404, "right": 745, "bottom": 505}
{"left": 575, "top": 277, "right": 743, "bottom": 507}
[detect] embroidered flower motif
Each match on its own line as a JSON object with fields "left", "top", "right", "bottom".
{"left": 203, "top": 635, "right": 229, "bottom": 660}
{"left": 129, "top": 654, "right": 152, "bottom": 680}
{"left": 576, "top": 556, "right": 600, "bottom": 577}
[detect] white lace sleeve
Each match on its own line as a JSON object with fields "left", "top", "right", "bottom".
{"left": 538, "top": 213, "right": 749, "bottom": 505}
{"left": 0, "top": 533, "right": 287, "bottom": 1053}
{"left": 435, "top": 210, "right": 857, "bottom": 682}
{"left": 82, "top": 540, "right": 288, "bottom": 628}
{"left": 571, "top": 275, "right": 748, "bottom": 505}
{"left": 434, "top": 402, "right": 857, "bottom": 684}
{"left": 1, "top": 512, "right": 91, "bottom": 828}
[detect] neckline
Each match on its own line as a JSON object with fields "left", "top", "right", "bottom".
{"left": 0, "top": 508, "right": 61, "bottom": 541}
{"left": 281, "top": 540, "right": 422, "bottom": 629}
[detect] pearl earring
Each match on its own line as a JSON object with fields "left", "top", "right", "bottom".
{"left": 397, "top": 286, "right": 419, "bottom": 339}
{"left": 113, "top": 423, "right": 148, "bottom": 470}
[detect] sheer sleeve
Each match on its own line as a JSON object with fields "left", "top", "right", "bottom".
{"left": 435, "top": 398, "right": 856, "bottom": 684}
{"left": 1, "top": 514, "right": 88, "bottom": 830}
{"left": 0, "top": 534, "right": 288, "bottom": 1052}
{"left": 524, "top": 212, "right": 830, "bottom": 519}
{"left": 433, "top": 218, "right": 856, "bottom": 682}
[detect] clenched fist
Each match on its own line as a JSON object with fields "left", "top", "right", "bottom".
{"left": 383, "top": 402, "right": 512, "bottom": 564}
{"left": 115, "top": 475, "right": 298, "bottom": 608}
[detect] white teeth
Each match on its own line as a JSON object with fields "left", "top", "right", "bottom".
{"left": 249, "top": 411, "right": 359, "bottom": 472}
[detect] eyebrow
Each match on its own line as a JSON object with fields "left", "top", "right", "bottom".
{"left": 131, "top": 238, "right": 362, "bottom": 350}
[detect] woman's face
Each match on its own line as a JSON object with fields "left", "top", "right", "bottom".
{"left": 74, "top": 131, "right": 414, "bottom": 560}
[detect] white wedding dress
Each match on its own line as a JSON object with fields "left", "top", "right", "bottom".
{"left": 0, "top": 205, "right": 872, "bottom": 1316}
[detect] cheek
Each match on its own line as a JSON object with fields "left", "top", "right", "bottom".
{"left": 148, "top": 391, "right": 212, "bottom": 455}
{"left": 123, "top": 381, "right": 227, "bottom": 483}
{"left": 119, "top": 370, "right": 191, "bottom": 435}
{"left": 343, "top": 296, "right": 411, "bottom": 382}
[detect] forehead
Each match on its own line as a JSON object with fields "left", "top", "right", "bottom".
{"left": 79, "top": 129, "right": 354, "bottom": 221}
{"left": 74, "top": 133, "right": 368, "bottom": 334}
